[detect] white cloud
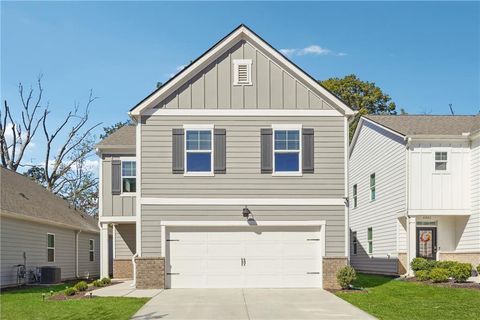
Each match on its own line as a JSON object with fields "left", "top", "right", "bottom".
{"left": 280, "top": 45, "right": 346, "bottom": 57}
{"left": 3, "top": 122, "right": 36, "bottom": 149}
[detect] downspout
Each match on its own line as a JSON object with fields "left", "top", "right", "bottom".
{"left": 131, "top": 252, "right": 138, "bottom": 287}
{"left": 75, "top": 230, "right": 81, "bottom": 278}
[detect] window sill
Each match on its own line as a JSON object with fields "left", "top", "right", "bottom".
{"left": 184, "top": 172, "right": 215, "bottom": 177}
{"left": 272, "top": 172, "right": 303, "bottom": 177}
{"left": 120, "top": 193, "right": 136, "bottom": 197}
{"left": 432, "top": 172, "right": 450, "bottom": 175}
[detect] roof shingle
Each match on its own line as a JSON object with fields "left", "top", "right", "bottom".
{"left": 96, "top": 125, "right": 136, "bottom": 148}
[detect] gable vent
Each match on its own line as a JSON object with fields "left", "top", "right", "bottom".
{"left": 233, "top": 59, "right": 252, "bottom": 86}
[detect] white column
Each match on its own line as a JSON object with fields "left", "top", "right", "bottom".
{"left": 100, "top": 223, "right": 109, "bottom": 278}
{"left": 406, "top": 216, "right": 416, "bottom": 276}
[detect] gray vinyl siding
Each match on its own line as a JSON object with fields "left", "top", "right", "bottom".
{"left": 349, "top": 120, "right": 407, "bottom": 274}
{"left": 102, "top": 154, "right": 136, "bottom": 217}
{"left": 156, "top": 40, "right": 334, "bottom": 110}
{"left": 77, "top": 232, "right": 100, "bottom": 278}
{"left": 141, "top": 116, "right": 345, "bottom": 198}
{"left": 114, "top": 224, "right": 136, "bottom": 259}
{"left": 0, "top": 216, "right": 99, "bottom": 287}
{"left": 141, "top": 204, "right": 345, "bottom": 257}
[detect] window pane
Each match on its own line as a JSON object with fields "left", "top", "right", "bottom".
{"left": 187, "top": 152, "right": 211, "bottom": 172}
{"left": 435, "top": 162, "right": 447, "bottom": 171}
{"left": 287, "top": 130, "right": 299, "bottom": 141}
{"left": 353, "top": 185, "right": 357, "bottom": 196}
{"left": 275, "top": 130, "right": 286, "bottom": 141}
{"left": 199, "top": 131, "right": 211, "bottom": 141}
{"left": 435, "top": 152, "right": 447, "bottom": 161}
{"left": 199, "top": 139, "right": 211, "bottom": 150}
{"left": 275, "top": 152, "right": 299, "bottom": 172}
{"left": 287, "top": 140, "right": 299, "bottom": 150}
{"left": 371, "top": 189, "right": 376, "bottom": 200}
{"left": 48, "top": 234, "right": 54, "bottom": 248}
{"left": 368, "top": 242, "right": 373, "bottom": 254}
{"left": 368, "top": 228, "right": 373, "bottom": 240}
{"left": 123, "top": 178, "right": 136, "bottom": 192}
{"left": 275, "top": 140, "right": 287, "bottom": 150}
{"left": 90, "top": 252, "right": 94, "bottom": 262}
{"left": 187, "top": 130, "right": 211, "bottom": 151}
{"left": 122, "top": 161, "right": 136, "bottom": 176}
{"left": 48, "top": 249, "right": 54, "bottom": 262}
{"left": 370, "top": 174, "right": 375, "bottom": 187}
{"left": 89, "top": 240, "right": 94, "bottom": 251}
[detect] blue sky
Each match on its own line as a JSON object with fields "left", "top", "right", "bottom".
{"left": 1, "top": 1, "right": 479, "bottom": 164}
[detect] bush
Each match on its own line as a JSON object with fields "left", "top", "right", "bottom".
{"left": 450, "top": 263, "right": 472, "bottom": 283}
{"left": 429, "top": 268, "right": 449, "bottom": 283}
{"left": 64, "top": 287, "right": 77, "bottom": 296}
{"left": 411, "top": 258, "right": 436, "bottom": 271}
{"left": 101, "top": 277, "right": 111, "bottom": 285}
{"left": 476, "top": 264, "right": 480, "bottom": 274}
{"left": 92, "top": 279, "right": 104, "bottom": 287}
{"left": 336, "top": 266, "right": 357, "bottom": 289}
{"left": 74, "top": 281, "right": 88, "bottom": 292}
{"left": 415, "top": 270, "right": 430, "bottom": 281}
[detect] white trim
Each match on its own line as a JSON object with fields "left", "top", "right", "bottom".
{"left": 141, "top": 197, "right": 345, "bottom": 206}
{"left": 184, "top": 126, "right": 214, "bottom": 176}
{"left": 344, "top": 117, "right": 349, "bottom": 259}
{"left": 136, "top": 123, "right": 142, "bottom": 256}
{"left": 112, "top": 224, "right": 116, "bottom": 259}
{"left": 408, "top": 209, "right": 471, "bottom": 216}
{"left": 47, "top": 233, "right": 55, "bottom": 262}
{"left": 160, "top": 225, "right": 166, "bottom": 258}
{"left": 161, "top": 220, "right": 326, "bottom": 227}
{"left": 99, "top": 158, "right": 103, "bottom": 217}
{"left": 99, "top": 216, "right": 137, "bottom": 223}
{"left": 272, "top": 124, "right": 302, "bottom": 176}
{"left": 145, "top": 109, "right": 343, "bottom": 117}
{"left": 129, "top": 26, "right": 353, "bottom": 117}
{"left": 183, "top": 124, "right": 215, "bottom": 129}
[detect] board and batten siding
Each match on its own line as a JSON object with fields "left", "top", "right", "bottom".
{"left": 102, "top": 154, "right": 136, "bottom": 217}
{"left": 114, "top": 224, "right": 136, "bottom": 259}
{"left": 157, "top": 40, "right": 334, "bottom": 110}
{"left": 0, "top": 216, "right": 99, "bottom": 287}
{"left": 349, "top": 120, "right": 407, "bottom": 274}
{"left": 141, "top": 204, "right": 345, "bottom": 258}
{"left": 141, "top": 115, "right": 345, "bottom": 198}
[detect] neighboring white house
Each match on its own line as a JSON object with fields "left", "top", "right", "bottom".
{"left": 349, "top": 115, "right": 479, "bottom": 275}
{"left": 0, "top": 167, "right": 110, "bottom": 287}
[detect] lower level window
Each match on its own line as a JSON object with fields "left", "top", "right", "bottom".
{"left": 89, "top": 239, "right": 95, "bottom": 262}
{"left": 352, "top": 231, "right": 358, "bottom": 255}
{"left": 367, "top": 227, "right": 373, "bottom": 254}
{"left": 47, "top": 233, "right": 55, "bottom": 262}
{"left": 274, "top": 129, "right": 301, "bottom": 173}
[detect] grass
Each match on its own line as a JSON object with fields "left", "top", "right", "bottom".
{"left": 336, "top": 273, "right": 480, "bottom": 320}
{"left": 0, "top": 283, "right": 148, "bottom": 320}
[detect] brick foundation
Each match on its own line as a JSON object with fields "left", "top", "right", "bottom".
{"left": 323, "top": 256, "right": 347, "bottom": 289}
{"left": 113, "top": 259, "right": 133, "bottom": 279}
{"left": 438, "top": 252, "right": 480, "bottom": 267}
{"left": 397, "top": 252, "right": 407, "bottom": 275}
{"left": 135, "top": 256, "right": 165, "bottom": 289}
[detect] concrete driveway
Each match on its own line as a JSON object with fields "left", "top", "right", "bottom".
{"left": 131, "top": 288, "right": 375, "bottom": 320}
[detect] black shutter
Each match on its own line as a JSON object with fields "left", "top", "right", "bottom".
{"left": 214, "top": 129, "right": 226, "bottom": 174}
{"left": 302, "top": 128, "right": 314, "bottom": 173}
{"left": 112, "top": 159, "right": 121, "bottom": 195}
{"left": 261, "top": 128, "right": 273, "bottom": 173}
{"left": 172, "top": 129, "right": 184, "bottom": 174}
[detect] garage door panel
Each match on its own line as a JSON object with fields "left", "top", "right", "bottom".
{"left": 169, "top": 243, "right": 207, "bottom": 257}
{"left": 282, "top": 243, "right": 321, "bottom": 256}
{"left": 206, "top": 243, "right": 244, "bottom": 256}
{"left": 244, "top": 243, "right": 282, "bottom": 256}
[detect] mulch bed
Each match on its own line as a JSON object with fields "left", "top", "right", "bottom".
{"left": 49, "top": 281, "right": 120, "bottom": 301}
{"left": 406, "top": 277, "right": 480, "bottom": 290}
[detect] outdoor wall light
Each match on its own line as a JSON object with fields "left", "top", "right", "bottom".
{"left": 242, "top": 206, "right": 251, "bottom": 218}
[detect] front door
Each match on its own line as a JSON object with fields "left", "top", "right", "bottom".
{"left": 416, "top": 227, "right": 437, "bottom": 260}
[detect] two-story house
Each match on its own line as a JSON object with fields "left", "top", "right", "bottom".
{"left": 96, "top": 25, "right": 355, "bottom": 289}
{"left": 349, "top": 115, "right": 479, "bottom": 275}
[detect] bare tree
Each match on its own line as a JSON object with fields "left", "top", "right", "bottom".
{"left": 0, "top": 77, "right": 46, "bottom": 171}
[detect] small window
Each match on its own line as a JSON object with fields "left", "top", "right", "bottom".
{"left": 352, "top": 231, "right": 358, "bottom": 255}
{"left": 185, "top": 129, "right": 213, "bottom": 174}
{"left": 435, "top": 152, "right": 448, "bottom": 171}
{"left": 352, "top": 184, "right": 358, "bottom": 208}
{"left": 233, "top": 59, "right": 252, "bottom": 85}
{"left": 121, "top": 161, "right": 136, "bottom": 193}
{"left": 47, "top": 233, "right": 55, "bottom": 262}
{"left": 273, "top": 129, "right": 301, "bottom": 174}
{"left": 89, "top": 239, "right": 95, "bottom": 262}
{"left": 367, "top": 227, "right": 373, "bottom": 254}
{"left": 370, "top": 173, "right": 376, "bottom": 201}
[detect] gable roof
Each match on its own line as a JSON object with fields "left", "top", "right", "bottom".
{"left": 364, "top": 115, "right": 479, "bottom": 136}
{"left": 96, "top": 125, "right": 136, "bottom": 149}
{"left": 0, "top": 167, "right": 99, "bottom": 233}
{"left": 129, "top": 24, "right": 355, "bottom": 117}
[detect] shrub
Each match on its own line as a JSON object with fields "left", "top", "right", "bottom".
{"left": 64, "top": 287, "right": 77, "bottom": 296}
{"left": 101, "top": 277, "right": 111, "bottom": 285}
{"left": 415, "top": 270, "right": 430, "bottom": 281}
{"left": 411, "top": 258, "right": 436, "bottom": 271}
{"left": 74, "top": 281, "right": 88, "bottom": 292}
{"left": 92, "top": 279, "right": 104, "bottom": 287}
{"left": 477, "top": 264, "right": 480, "bottom": 274}
{"left": 429, "top": 268, "right": 449, "bottom": 283}
{"left": 336, "top": 266, "right": 357, "bottom": 289}
{"left": 450, "top": 263, "right": 472, "bottom": 283}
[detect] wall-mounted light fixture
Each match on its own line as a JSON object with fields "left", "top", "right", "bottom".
{"left": 242, "top": 206, "right": 251, "bottom": 218}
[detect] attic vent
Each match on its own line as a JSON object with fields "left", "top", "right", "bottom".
{"left": 233, "top": 59, "right": 252, "bottom": 86}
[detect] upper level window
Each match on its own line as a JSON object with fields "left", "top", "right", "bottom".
{"left": 435, "top": 152, "right": 448, "bottom": 171}
{"left": 122, "top": 161, "right": 136, "bottom": 193}
{"left": 352, "top": 184, "right": 358, "bottom": 208}
{"left": 370, "top": 173, "right": 376, "bottom": 201}
{"left": 233, "top": 59, "right": 252, "bottom": 86}
{"left": 273, "top": 126, "right": 301, "bottom": 175}
{"left": 352, "top": 231, "right": 358, "bottom": 255}
{"left": 185, "top": 128, "right": 213, "bottom": 175}
{"left": 47, "top": 233, "right": 55, "bottom": 262}
{"left": 89, "top": 239, "right": 95, "bottom": 262}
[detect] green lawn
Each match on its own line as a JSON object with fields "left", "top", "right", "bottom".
{"left": 0, "top": 284, "right": 148, "bottom": 320}
{"left": 336, "top": 273, "right": 480, "bottom": 320}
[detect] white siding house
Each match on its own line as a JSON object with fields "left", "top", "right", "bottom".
{"left": 349, "top": 115, "right": 480, "bottom": 275}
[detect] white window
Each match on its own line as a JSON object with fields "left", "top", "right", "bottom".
{"left": 434, "top": 152, "right": 448, "bottom": 171}
{"left": 89, "top": 239, "right": 95, "bottom": 262}
{"left": 367, "top": 227, "right": 373, "bottom": 254}
{"left": 233, "top": 59, "right": 252, "bottom": 85}
{"left": 47, "top": 233, "right": 55, "bottom": 262}
{"left": 352, "top": 231, "right": 358, "bottom": 255}
{"left": 352, "top": 184, "right": 358, "bottom": 208}
{"left": 273, "top": 125, "right": 302, "bottom": 175}
{"left": 184, "top": 125, "right": 214, "bottom": 176}
{"left": 370, "top": 173, "right": 376, "bottom": 201}
{"left": 121, "top": 160, "right": 136, "bottom": 193}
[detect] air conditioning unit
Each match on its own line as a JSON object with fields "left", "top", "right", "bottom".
{"left": 40, "top": 266, "right": 61, "bottom": 284}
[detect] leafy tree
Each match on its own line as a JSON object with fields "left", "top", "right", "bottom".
{"left": 100, "top": 120, "right": 132, "bottom": 140}
{"left": 320, "top": 74, "right": 397, "bottom": 138}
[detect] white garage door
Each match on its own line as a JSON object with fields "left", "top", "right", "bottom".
{"left": 165, "top": 226, "right": 322, "bottom": 288}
